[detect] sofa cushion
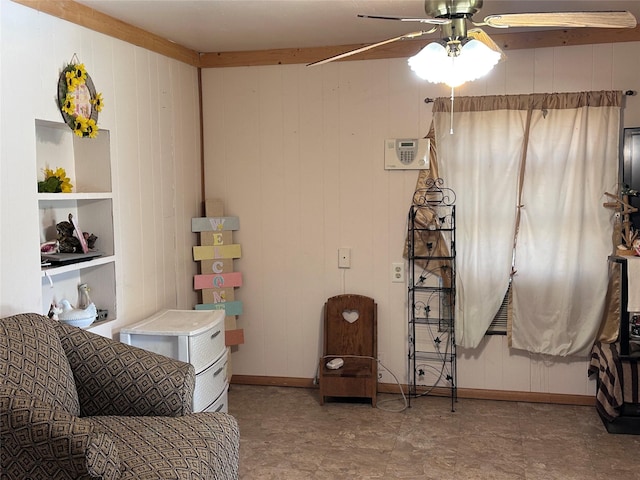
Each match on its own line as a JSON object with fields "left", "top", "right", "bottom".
{"left": 91, "top": 413, "right": 240, "bottom": 479}
{"left": 1, "top": 387, "right": 121, "bottom": 480}
{"left": 54, "top": 321, "right": 195, "bottom": 417}
{"left": 0, "top": 313, "right": 80, "bottom": 416}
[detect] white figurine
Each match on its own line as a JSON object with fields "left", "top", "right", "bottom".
{"left": 58, "top": 299, "right": 97, "bottom": 322}
{"left": 77, "top": 283, "right": 92, "bottom": 309}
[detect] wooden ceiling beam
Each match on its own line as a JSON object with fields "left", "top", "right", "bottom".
{"left": 200, "top": 25, "right": 640, "bottom": 68}
{"left": 12, "top": 0, "right": 201, "bottom": 67}
{"left": 491, "top": 24, "right": 640, "bottom": 50}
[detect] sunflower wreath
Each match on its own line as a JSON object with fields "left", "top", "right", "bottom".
{"left": 57, "top": 61, "right": 104, "bottom": 138}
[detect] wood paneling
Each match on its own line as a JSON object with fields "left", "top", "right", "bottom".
{"left": 201, "top": 41, "right": 640, "bottom": 396}
{"left": 1, "top": 2, "right": 201, "bottom": 328}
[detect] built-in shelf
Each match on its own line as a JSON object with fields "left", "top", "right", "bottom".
{"left": 36, "top": 119, "right": 117, "bottom": 336}
{"left": 38, "top": 192, "right": 113, "bottom": 201}
{"left": 41, "top": 255, "right": 116, "bottom": 277}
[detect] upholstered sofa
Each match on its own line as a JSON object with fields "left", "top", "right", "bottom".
{"left": 0, "top": 313, "right": 239, "bottom": 479}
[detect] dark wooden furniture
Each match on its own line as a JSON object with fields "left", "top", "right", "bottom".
{"left": 319, "top": 294, "right": 377, "bottom": 407}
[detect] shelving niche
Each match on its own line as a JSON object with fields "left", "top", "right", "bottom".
{"left": 36, "top": 119, "right": 116, "bottom": 336}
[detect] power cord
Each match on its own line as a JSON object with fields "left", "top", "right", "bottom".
{"left": 376, "top": 358, "right": 408, "bottom": 413}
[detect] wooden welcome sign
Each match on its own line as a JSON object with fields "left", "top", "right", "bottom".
{"left": 192, "top": 199, "right": 244, "bottom": 348}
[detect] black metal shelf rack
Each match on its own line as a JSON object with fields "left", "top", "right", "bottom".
{"left": 407, "top": 177, "right": 457, "bottom": 411}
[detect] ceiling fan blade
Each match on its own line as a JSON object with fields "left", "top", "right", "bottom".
{"left": 467, "top": 28, "right": 506, "bottom": 62}
{"left": 357, "top": 14, "right": 451, "bottom": 25}
{"left": 484, "top": 11, "right": 637, "bottom": 29}
{"left": 307, "top": 31, "right": 430, "bottom": 67}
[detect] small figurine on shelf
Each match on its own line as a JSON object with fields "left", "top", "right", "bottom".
{"left": 47, "top": 301, "right": 62, "bottom": 320}
{"left": 58, "top": 298, "right": 97, "bottom": 328}
{"left": 56, "top": 219, "right": 82, "bottom": 253}
{"left": 77, "top": 283, "right": 92, "bottom": 309}
{"left": 84, "top": 232, "right": 98, "bottom": 249}
{"left": 55, "top": 213, "right": 97, "bottom": 253}
{"left": 47, "top": 284, "right": 97, "bottom": 328}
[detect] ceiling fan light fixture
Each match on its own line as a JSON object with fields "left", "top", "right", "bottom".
{"left": 408, "top": 39, "right": 501, "bottom": 87}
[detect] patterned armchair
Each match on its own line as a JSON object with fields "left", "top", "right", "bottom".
{"left": 0, "top": 313, "right": 239, "bottom": 479}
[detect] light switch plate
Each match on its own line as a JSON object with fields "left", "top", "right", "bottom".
{"left": 338, "top": 248, "right": 351, "bottom": 268}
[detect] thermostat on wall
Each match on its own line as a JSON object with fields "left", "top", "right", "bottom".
{"left": 384, "top": 138, "right": 430, "bottom": 170}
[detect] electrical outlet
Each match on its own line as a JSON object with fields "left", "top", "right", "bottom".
{"left": 391, "top": 262, "right": 405, "bottom": 283}
{"left": 377, "top": 352, "right": 384, "bottom": 379}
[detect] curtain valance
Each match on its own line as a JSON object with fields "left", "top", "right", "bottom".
{"left": 433, "top": 91, "right": 622, "bottom": 113}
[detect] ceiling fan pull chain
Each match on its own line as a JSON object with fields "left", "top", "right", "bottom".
{"left": 450, "top": 86, "right": 455, "bottom": 135}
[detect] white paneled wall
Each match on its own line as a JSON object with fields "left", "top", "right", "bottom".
{"left": 202, "top": 42, "right": 640, "bottom": 395}
{"left": 0, "top": 1, "right": 201, "bottom": 330}
{"left": 4, "top": 0, "right": 640, "bottom": 396}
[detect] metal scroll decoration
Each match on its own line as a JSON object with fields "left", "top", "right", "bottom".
{"left": 57, "top": 55, "right": 104, "bottom": 138}
{"left": 406, "top": 177, "right": 456, "bottom": 272}
{"left": 412, "top": 177, "right": 456, "bottom": 207}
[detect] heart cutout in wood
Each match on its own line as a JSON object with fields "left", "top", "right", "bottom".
{"left": 342, "top": 309, "right": 359, "bottom": 323}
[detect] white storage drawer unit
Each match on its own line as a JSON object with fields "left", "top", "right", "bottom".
{"left": 205, "top": 386, "right": 229, "bottom": 413}
{"left": 120, "top": 309, "right": 228, "bottom": 412}
{"left": 193, "top": 348, "right": 228, "bottom": 412}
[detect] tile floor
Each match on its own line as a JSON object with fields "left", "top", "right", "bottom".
{"left": 228, "top": 384, "right": 640, "bottom": 479}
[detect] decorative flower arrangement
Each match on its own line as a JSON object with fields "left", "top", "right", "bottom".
{"left": 38, "top": 167, "right": 73, "bottom": 193}
{"left": 57, "top": 62, "right": 103, "bottom": 138}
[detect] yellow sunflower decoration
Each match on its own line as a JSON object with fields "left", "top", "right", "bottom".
{"left": 58, "top": 61, "right": 104, "bottom": 138}
{"left": 38, "top": 167, "right": 73, "bottom": 193}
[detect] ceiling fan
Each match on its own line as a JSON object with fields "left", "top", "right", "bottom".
{"left": 308, "top": 0, "right": 637, "bottom": 69}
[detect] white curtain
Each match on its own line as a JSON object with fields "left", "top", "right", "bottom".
{"left": 434, "top": 92, "right": 621, "bottom": 355}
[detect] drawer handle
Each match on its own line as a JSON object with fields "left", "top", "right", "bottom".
{"left": 215, "top": 403, "right": 225, "bottom": 412}
{"left": 213, "top": 366, "right": 225, "bottom": 377}
{"left": 210, "top": 330, "right": 221, "bottom": 339}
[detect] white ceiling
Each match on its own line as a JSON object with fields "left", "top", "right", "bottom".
{"left": 75, "top": 0, "right": 640, "bottom": 53}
